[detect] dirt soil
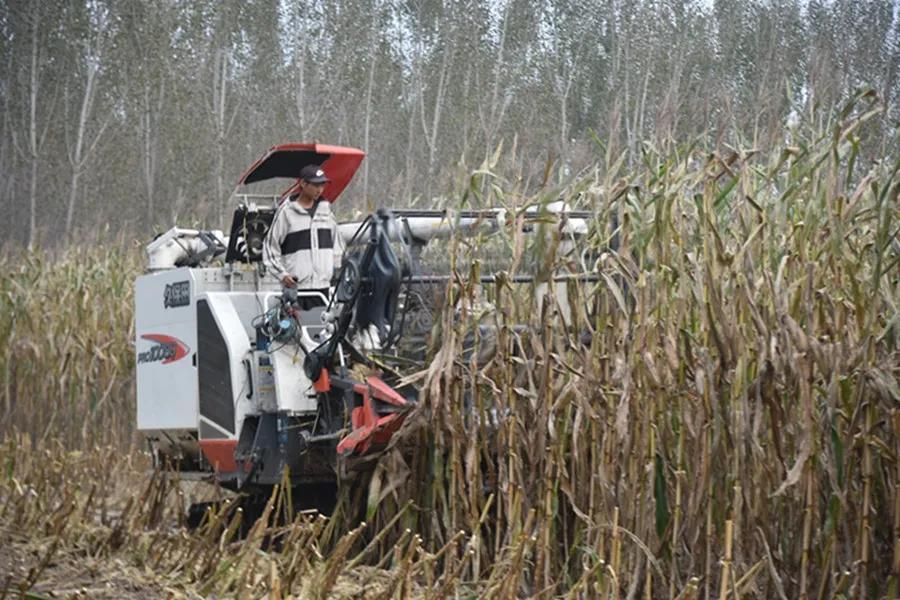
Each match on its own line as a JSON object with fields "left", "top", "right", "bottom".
{"left": 0, "top": 533, "right": 169, "bottom": 599}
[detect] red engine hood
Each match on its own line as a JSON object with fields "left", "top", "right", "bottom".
{"left": 238, "top": 143, "right": 365, "bottom": 203}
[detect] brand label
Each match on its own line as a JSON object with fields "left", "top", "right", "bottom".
{"left": 138, "top": 334, "right": 190, "bottom": 364}
{"left": 164, "top": 281, "right": 190, "bottom": 308}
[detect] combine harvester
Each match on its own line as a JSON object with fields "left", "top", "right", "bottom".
{"left": 135, "top": 143, "right": 590, "bottom": 514}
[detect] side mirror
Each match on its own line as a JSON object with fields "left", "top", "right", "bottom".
{"left": 335, "top": 257, "right": 360, "bottom": 303}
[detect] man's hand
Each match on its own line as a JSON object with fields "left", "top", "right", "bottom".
{"left": 281, "top": 274, "right": 298, "bottom": 288}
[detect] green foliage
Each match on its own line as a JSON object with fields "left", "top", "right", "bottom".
{"left": 0, "top": 240, "right": 140, "bottom": 447}
{"left": 653, "top": 453, "right": 669, "bottom": 542}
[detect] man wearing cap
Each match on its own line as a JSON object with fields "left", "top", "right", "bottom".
{"left": 263, "top": 164, "right": 345, "bottom": 294}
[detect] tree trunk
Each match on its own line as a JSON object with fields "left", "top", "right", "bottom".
{"left": 362, "top": 26, "right": 377, "bottom": 205}
{"left": 28, "top": 147, "right": 37, "bottom": 250}
{"left": 403, "top": 57, "right": 420, "bottom": 202}
{"left": 480, "top": 7, "right": 511, "bottom": 162}
{"left": 141, "top": 95, "right": 155, "bottom": 225}
{"left": 420, "top": 48, "right": 449, "bottom": 200}
{"left": 26, "top": 10, "right": 39, "bottom": 250}
{"left": 65, "top": 57, "right": 99, "bottom": 239}
{"left": 140, "top": 77, "right": 165, "bottom": 226}
{"left": 211, "top": 49, "right": 229, "bottom": 225}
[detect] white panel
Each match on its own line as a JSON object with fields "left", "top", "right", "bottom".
{"left": 136, "top": 266, "right": 326, "bottom": 436}
{"left": 135, "top": 269, "right": 199, "bottom": 431}
{"left": 200, "top": 292, "right": 253, "bottom": 438}
{"left": 271, "top": 344, "right": 317, "bottom": 413}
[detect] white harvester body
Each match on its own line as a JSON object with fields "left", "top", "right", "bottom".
{"left": 135, "top": 262, "right": 336, "bottom": 473}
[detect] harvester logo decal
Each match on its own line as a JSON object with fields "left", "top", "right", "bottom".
{"left": 164, "top": 281, "right": 190, "bottom": 308}
{"left": 138, "top": 334, "right": 190, "bottom": 364}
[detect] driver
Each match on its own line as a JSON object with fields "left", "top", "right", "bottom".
{"left": 262, "top": 164, "right": 345, "bottom": 298}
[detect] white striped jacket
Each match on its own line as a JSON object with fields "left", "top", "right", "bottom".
{"left": 262, "top": 199, "right": 345, "bottom": 289}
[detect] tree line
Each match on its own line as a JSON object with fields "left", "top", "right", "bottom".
{"left": 1, "top": 0, "right": 897, "bottom": 248}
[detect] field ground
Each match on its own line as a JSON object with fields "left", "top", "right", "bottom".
{"left": 0, "top": 444, "right": 443, "bottom": 599}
